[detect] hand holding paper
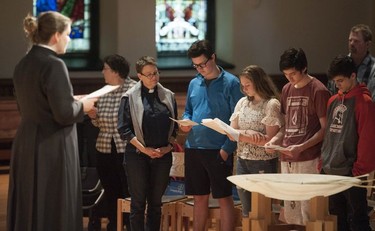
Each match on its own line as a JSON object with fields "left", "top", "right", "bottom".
{"left": 201, "top": 118, "right": 240, "bottom": 141}
{"left": 263, "top": 144, "right": 289, "bottom": 151}
{"left": 169, "top": 117, "right": 199, "bottom": 126}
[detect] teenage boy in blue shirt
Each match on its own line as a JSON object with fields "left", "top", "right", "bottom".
{"left": 180, "top": 40, "right": 243, "bottom": 231}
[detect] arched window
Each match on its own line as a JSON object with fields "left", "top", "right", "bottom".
{"left": 155, "top": 0, "right": 216, "bottom": 69}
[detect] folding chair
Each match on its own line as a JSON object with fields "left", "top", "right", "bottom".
{"left": 81, "top": 167, "right": 105, "bottom": 230}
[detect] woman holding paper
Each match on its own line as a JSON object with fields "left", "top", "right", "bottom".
{"left": 8, "top": 12, "right": 96, "bottom": 231}
{"left": 229, "top": 65, "right": 284, "bottom": 217}
{"left": 87, "top": 54, "right": 136, "bottom": 230}
{"left": 117, "top": 56, "right": 178, "bottom": 231}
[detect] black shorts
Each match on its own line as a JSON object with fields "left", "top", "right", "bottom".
{"left": 184, "top": 148, "right": 233, "bottom": 198}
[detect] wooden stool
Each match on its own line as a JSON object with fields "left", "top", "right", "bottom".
{"left": 117, "top": 198, "right": 130, "bottom": 231}
{"left": 176, "top": 198, "right": 242, "bottom": 231}
{"left": 241, "top": 192, "right": 336, "bottom": 231}
{"left": 117, "top": 195, "right": 187, "bottom": 231}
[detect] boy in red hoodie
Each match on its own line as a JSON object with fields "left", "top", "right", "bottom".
{"left": 321, "top": 54, "right": 375, "bottom": 231}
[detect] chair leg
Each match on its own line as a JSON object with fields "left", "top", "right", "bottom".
{"left": 161, "top": 203, "right": 177, "bottom": 231}
{"left": 117, "top": 199, "right": 124, "bottom": 231}
{"left": 161, "top": 211, "right": 168, "bottom": 231}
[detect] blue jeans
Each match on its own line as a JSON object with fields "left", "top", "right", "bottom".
{"left": 124, "top": 150, "right": 172, "bottom": 231}
{"left": 236, "top": 157, "right": 278, "bottom": 216}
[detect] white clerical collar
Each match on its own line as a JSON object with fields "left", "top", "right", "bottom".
{"left": 37, "top": 44, "right": 55, "bottom": 52}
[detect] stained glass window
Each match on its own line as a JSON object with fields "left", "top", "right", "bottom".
{"left": 156, "top": 0, "right": 207, "bottom": 55}
{"left": 33, "top": 0, "right": 91, "bottom": 53}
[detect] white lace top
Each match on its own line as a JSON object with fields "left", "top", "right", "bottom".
{"left": 230, "top": 97, "right": 284, "bottom": 160}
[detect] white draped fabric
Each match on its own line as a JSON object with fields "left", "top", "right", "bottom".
{"left": 228, "top": 173, "right": 362, "bottom": 201}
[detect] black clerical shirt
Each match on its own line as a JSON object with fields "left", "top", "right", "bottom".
{"left": 118, "top": 84, "right": 173, "bottom": 152}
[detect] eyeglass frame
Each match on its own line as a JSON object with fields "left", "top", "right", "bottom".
{"left": 140, "top": 71, "right": 160, "bottom": 79}
{"left": 192, "top": 57, "right": 212, "bottom": 69}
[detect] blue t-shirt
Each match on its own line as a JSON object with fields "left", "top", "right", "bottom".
{"left": 183, "top": 67, "right": 243, "bottom": 154}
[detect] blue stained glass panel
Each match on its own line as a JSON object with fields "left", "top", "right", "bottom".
{"left": 33, "top": 0, "right": 91, "bottom": 53}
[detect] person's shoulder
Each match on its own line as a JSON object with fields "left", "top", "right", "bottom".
{"left": 188, "top": 75, "right": 204, "bottom": 86}
{"left": 309, "top": 78, "right": 330, "bottom": 93}
{"left": 267, "top": 98, "right": 281, "bottom": 106}
{"left": 42, "top": 50, "right": 65, "bottom": 67}
{"left": 31, "top": 46, "right": 64, "bottom": 65}
{"left": 354, "top": 85, "right": 373, "bottom": 101}
{"left": 281, "top": 82, "right": 293, "bottom": 92}
{"left": 264, "top": 98, "right": 281, "bottom": 111}
{"left": 221, "top": 69, "right": 238, "bottom": 80}
{"left": 124, "top": 81, "right": 140, "bottom": 96}
{"left": 220, "top": 70, "right": 240, "bottom": 87}
{"left": 125, "top": 77, "right": 137, "bottom": 87}
{"left": 236, "top": 96, "right": 247, "bottom": 105}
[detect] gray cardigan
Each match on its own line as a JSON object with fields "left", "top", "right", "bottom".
{"left": 123, "top": 81, "right": 176, "bottom": 145}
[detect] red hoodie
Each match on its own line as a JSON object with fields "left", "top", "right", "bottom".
{"left": 321, "top": 84, "right": 375, "bottom": 176}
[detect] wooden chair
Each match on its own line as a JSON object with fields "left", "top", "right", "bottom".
{"left": 117, "top": 152, "right": 187, "bottom": 231}
{"left": 241, "top": 192, "right": 336, "bottom": 231}
{"left": 176, "top": 197, "right": 242, "bottom": 231}
{"left": 117, "top": 195, "right": 187, "bottom": 231}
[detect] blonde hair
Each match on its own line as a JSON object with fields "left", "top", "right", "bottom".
{"left": 23, "top": 11, "right": 71, "bottom": 44}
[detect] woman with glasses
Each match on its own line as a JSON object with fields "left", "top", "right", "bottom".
{"left": 87, "top": 54, "right": 136, "bottom": 231}
{"left": 117, "top": 56, "right": 178, "bottom": 231}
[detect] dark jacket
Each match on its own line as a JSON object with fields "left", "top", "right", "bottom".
{"left": 8, "top": 45, "right": 84, "bottom": 231}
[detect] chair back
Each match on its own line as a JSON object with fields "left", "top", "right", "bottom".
{"left": 170, "top": 152, "right": 184, "bottom": 178}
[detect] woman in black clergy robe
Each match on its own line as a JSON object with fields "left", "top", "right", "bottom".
{"left": 7, "top": 11, "right": 96, "bottom": 231}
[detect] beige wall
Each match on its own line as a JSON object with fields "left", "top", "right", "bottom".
{"left": 0, "top": 1, "right": 31, "bottom": 79}
{"left": 231, "top": 0, "right": 375, "bottom": 74}
{"left": 0, "top": 0, "right": 374, "bottom": 79}
{"left": 117, "top": 0, "right": 157, "bottom": 76}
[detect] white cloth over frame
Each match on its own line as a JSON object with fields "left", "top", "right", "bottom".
{"left": 227, "top": 173, "right": 361, "bottom": 201}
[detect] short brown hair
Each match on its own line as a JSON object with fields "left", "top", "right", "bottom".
{"left": 351, "top": 24, "right": 372, "bottom": 42}
{"left": 135, "top": 56, "right": 157, "bottom": 74}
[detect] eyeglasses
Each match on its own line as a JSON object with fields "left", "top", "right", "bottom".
{"left": 192, "top": 58, "right": 211, "bottom": 69}
{"left": 140, "top": 71, "right": 160, "bottom": 79}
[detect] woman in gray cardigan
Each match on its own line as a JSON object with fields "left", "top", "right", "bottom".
{"left": 118, "top": 56, "right": 178, "bottom": 231}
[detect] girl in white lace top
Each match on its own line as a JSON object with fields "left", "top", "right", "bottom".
{"left": 228, "top": 65, "right": 284, "bottom": 217}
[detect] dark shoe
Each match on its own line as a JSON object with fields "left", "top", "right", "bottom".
{"left": 88, "top": 217, "right": 101, "bottom": 231}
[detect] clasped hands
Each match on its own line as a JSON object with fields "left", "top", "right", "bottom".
{"left": 142, "top": 145, "right": 173, "bottom": 159}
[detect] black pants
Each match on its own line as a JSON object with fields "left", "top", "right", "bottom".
{"left": 329, "top": 186, "right": 371, "bottom": 231}
{"left": 96, "top": 140, "right": 131, "bottom": 231}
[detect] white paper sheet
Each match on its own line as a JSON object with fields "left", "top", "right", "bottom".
{"left": 201, "top": 118, "right": 240, "bottom": 141}
{"left": 169, "top": 117, "right": 199, "bottom": 126}
{"left": 261, "top": 144, "right": 289, "bottom": 151}
{"left": 79, "top": 85, "right": 120, "bottom": 100}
